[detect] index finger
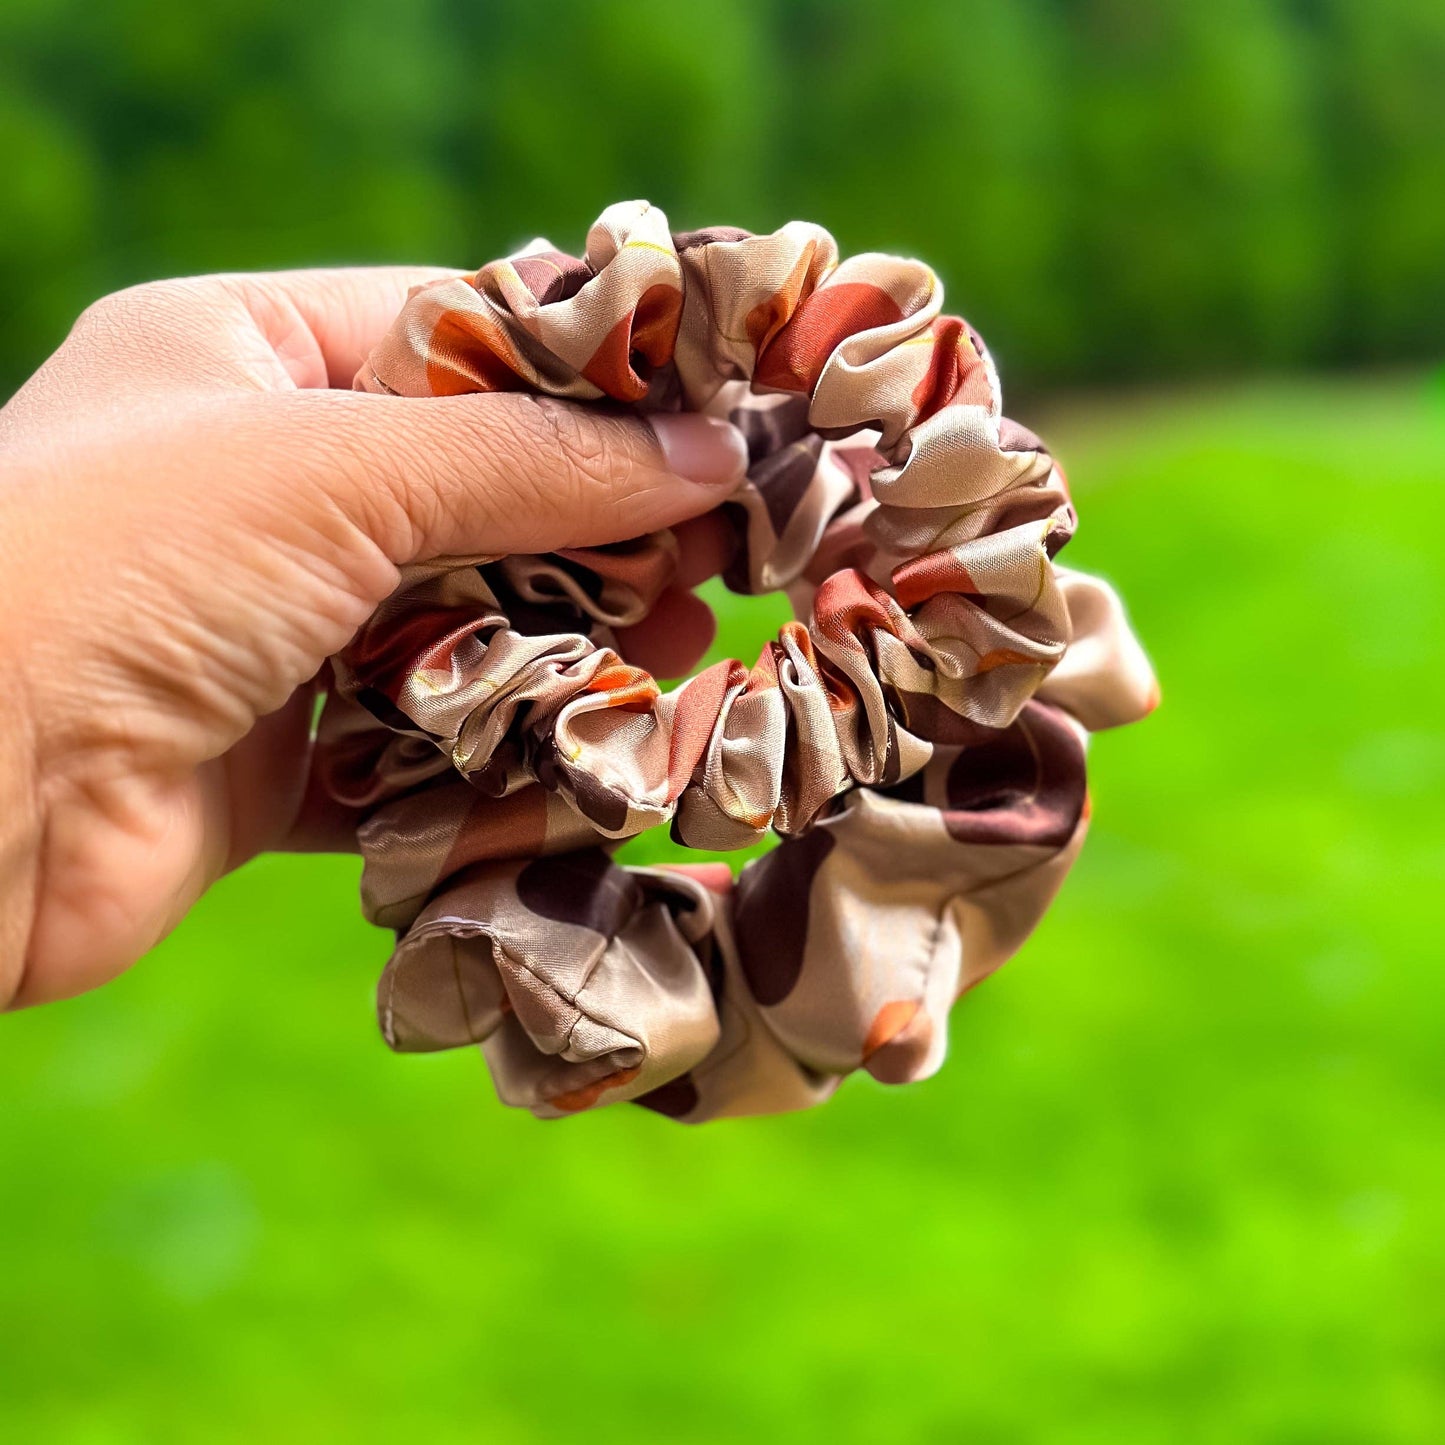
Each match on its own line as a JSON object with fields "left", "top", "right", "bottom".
{"left": 219, "top": 265, "right": 467, "bottom": 388}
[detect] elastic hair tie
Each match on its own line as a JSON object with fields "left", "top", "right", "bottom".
{"left": 318, "top": 200, "right": 1157, "bottom": 1123}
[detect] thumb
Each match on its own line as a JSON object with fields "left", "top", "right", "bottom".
{"left": 256, "top": 386, "right": 750, "bottom": 563}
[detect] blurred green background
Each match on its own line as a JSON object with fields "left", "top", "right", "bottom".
{"left": 3, "top": 2, "right": 1444, "bottom": 1441}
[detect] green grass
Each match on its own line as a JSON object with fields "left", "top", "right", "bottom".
{"left": 3, "top": 373, "right": 1444, "bottom": 1443}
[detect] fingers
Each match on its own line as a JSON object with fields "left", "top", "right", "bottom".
{"left": 614, "top": 586, "right": 718, "bottom": 679}
{"left": 39, "top": 267, "right": 464, "bottom": 400}
{"left": 612, "top": 515, "right": 734, "bottom": 678}
{"left": 49, "top": 267, "right": 752, "bottom": 567}
{"left": 257, "top": 387, "right": 749, "bottom": 563}
{"left": 282, "top": 773, "right": 368, "bottom": 856}
{"left": 216, "top": 681, "right": 323, "bottom": 869}
{"left": 672, "top": 512, "right": 739, "bottom": 588}
{"left": 661, "top": 862, "right": 736, "bottom": 893}
{"left": 218, "top": 267, "right": 467, "bottom": 388}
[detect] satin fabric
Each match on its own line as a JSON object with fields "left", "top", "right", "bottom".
{"left": 319, "top": 200, "right": 1156, "bottom": 1122}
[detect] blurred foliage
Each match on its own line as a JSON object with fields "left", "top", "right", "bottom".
{"left": 2, "top": 0, "right": 1444, "bottom": 396}
{"left": 4, "top": 4, "right": 1445, "bottom": 1438}
{"left": 4, "top": 374, "right": 1444, "bottom": 1441}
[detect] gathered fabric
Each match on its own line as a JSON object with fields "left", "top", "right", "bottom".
{"left": 319, "top": 200, "right": 1156, "bottom": 1122}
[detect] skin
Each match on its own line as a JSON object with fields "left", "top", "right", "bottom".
{"left": 0, "top": 266, "right": 747, "bottom": 1011}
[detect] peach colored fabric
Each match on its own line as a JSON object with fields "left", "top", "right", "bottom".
{"left": 319, "top": 200, "right": 1155, "bottom": 1122}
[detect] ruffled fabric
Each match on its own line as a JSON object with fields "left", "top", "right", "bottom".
{"left": 321, "top": 199, "right": 1156, "bottom": 1122}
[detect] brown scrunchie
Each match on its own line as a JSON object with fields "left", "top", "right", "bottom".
{"left": 318, "top": 200, "right": 1157, "bottom": 1122}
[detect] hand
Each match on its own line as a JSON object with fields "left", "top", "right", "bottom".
{"left": 0, "top": 268, "right": 748, "bottom": 1009}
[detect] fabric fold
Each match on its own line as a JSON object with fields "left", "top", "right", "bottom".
{"left": 323, "top": 199, "right": 1155, "bottom": 1122}
{"left": 378, "top": 852, "right": 722, "bottom": 1117}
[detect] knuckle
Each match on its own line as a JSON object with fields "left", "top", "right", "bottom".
{"left": 353, "top": 395, "right": 505, "bottom": 558}
{"left": 69, "top": 286, "right": 144, "bottom": 346}
{"left": 530, "top": 394, "right": 636, "bottom": 503}
{"left": 68, "top": 277, "right": 227, "bottom": 357}
{"left": 251, "top": 391, "right": 421, "bottom": 560}
{"left": 482, "top": 394, "right": 677, "bottom": 546}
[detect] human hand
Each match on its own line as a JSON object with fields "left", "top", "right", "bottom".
{"left": 0, "top": 267, "right": 748, "bottom": 1009}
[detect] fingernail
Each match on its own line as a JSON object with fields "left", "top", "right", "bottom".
{"left": 647, "top": 413, "right": 750, "bottom": 487}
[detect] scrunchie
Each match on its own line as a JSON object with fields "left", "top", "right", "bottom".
{"left": 318, "top": 200, "right": 1157, "bottom": 1123}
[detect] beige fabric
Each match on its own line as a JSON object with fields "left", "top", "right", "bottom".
{"left": 319, "top": 200, "right": 1156, "bottom": 1122}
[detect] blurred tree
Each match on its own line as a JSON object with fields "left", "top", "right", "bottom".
{"left": 0, "top": 0, "right": 1439, "bottom": 396}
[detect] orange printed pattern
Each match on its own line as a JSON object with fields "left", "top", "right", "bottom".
{"left": 321, "top": 201, "right": 1156, "bottom": 1122}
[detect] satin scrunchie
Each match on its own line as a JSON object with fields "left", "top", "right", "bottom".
{"left": 318, "top": 200, "right": 1157, "bottom": 1123}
